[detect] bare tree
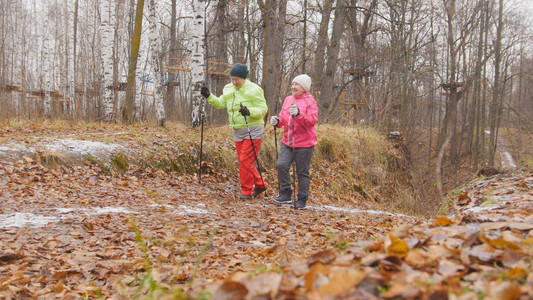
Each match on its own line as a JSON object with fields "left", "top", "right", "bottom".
{"left": 487, "top": 0, "right": 503, "bottom": 166}
{"left": 471, "top": 0, "right": 490, "bottom": 170}
{"left": 42, "top": 2, "right": 53, "bottom": 119}
{"left": 123, "top": 0, "right": 144, "bottom": 124}
{"left": 212, "top": 0, "right": 228, "bottom": 95}
{"left": 346, "top": 0, "right": 377, "bottom": 124}
{"left": 311, "top": 0, "right": 334, "bottom": 97}
{"left": 259, "top": 0, "right": 288, "bottom": 115}
{"left": 319, "top": 0, "right": 346, "bottom": 118}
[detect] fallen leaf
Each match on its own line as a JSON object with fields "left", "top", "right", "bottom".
{"left": 485, "top": 280, "right": 521, "bottom": 300}
{"left": 304, "top": 263, "right": 330, "bottom": 291}
{"left": 213, "top": 281, "right": 248, "bottom": 300}
{"left": 405, "top": 249, "right": 433, "bottom": 269}
{"left": 435, "top": 215, "right": 454, "bottom": 227}
{"left": 307, "top": 250, "right": 336, "bottom": 265}
{"left": 385, "top": 234, "right": 409, "bottom": 258}
{"left": 504, "top": 268, "right": 527, "bottom": 280}
{"left": 316, "top": 267, "right": 367, "bottom": 297}
{"left": 438, "top": 259, "right": 466, "bottom": 278}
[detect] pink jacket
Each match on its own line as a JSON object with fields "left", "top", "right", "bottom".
{"left": 276, "top": 92, "right": 318, "bottom": 148}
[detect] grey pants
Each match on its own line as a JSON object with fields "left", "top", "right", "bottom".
{"left": 277, "top": 143, "right": 315, "bottom": 200}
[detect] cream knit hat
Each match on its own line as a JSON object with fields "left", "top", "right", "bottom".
{"left": 292, "top": 74, "right": 312, "bottom": 92}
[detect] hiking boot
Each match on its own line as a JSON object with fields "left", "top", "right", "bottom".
{"left": 273, "top": 194, "right": 292, "bottom": 204}
{"left": 252, "top": 187, "right": 267, "bottom": 198}
{"left": 239, "top": 194, "right": 252, "bottom": 200}
{"left": 291, "top": 197, "right": 307, "bottom": 209}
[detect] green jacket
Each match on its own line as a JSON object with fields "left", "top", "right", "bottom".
{"left": 206, "top": 80, "right": 268, "bottom": 130}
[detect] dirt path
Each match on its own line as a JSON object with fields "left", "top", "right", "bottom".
{"left": 485, "top": 130, "right": 517, "bottom": 170}
{"left": 0, "top": 158, "right": 418, "bottom": 298}
{"left": 497, "top": 134, "right": 517, "bottom": 170}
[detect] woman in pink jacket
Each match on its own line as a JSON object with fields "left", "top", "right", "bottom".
{"left": 270, "top": 74, "right": 318, "bottom": 209}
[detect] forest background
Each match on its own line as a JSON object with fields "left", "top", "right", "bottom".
{"left": 2, "top": 0, "right": 533, "bottom": 210}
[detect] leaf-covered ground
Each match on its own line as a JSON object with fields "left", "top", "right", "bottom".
{"left": 0, "top": 122, "right": 532, "bottom": 299}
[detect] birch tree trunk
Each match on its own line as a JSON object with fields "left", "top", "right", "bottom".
{"left": 62, "top": 1, "right": 69, "bottom": 116}
{"left": 165, "top": 0, "right": 177, "bottom": 119}
{"left": 0, "top": 1, "right": 5, "bottom": 86}
{"left": 100, "top": 0, "right": 116, "bottom": 122}
{"left": 70, "top": 0, "right": 79, "bottom": 118}
{"left": 147, "top": 0, "right": 165, "bottom": 127}
{"left": 42, "top": 7, "right": 53, "bottom": 119}
{"left": 190, "top": 0, "right": 206, "bottom": 128}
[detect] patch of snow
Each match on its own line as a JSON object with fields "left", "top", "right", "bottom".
{"left": 45, "top": 139, "right": 126, "bottom": 158}
{"left": 250, "top": 202, "right": 411, "bottom": 217}
{"left": 56, "top": 208, "right": 76, "bottom": 213}
{"left": 0, "top": 142, "right": 35, "bottom": 158}
{"left": 0, "top": 212, "right": 57, "bottom": 228}
{"left": 0, "top": 206, "right": 139, "bottom": 228}
{"left": 151, "top": 203, "right": 211, "bottom": 215}
{"left": 56, "top": 206, "right": 136, "bottom": 215}
{"left": 150, "top": 204, "right": 175, "bottom": 210}
{"left": 174, "top": 204, "right": 211, "bottom": 215}
{"left": 90, "top": 206, "right": 136, "bottom": 215}
{"left": 0, "top": 138, "right": 128, "bottom": 165}
{"left": 315, "top": 205, "right": 411, "bottom": 217}
{"left": 463, "top": 204, "right": 500, "bottom": 214}
{"left": 501, "top": 151, "right": 517, "bottom": 169}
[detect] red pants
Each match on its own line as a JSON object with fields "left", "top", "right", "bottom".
{"left": 235, "top": 139, "right": 265, "bottom": 196}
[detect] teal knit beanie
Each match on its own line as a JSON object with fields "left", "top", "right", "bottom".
{"left": 230, "top": 63, "right": 249, "bottom": 79}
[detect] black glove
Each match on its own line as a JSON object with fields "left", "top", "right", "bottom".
{"left": 200, "top": 86, "right": 210, "bottom": 98}
{"left": 239, "top": 104, "right": 250, "bottom": 117}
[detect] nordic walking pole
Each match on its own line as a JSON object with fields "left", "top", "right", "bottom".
{"left": 241, "top": 103, "right": 268, "bottom": 197}
{"left": 198, "top": 96, "right": 205, "bottom": 183}
{"left": 274, "top": 124, "right": 278, "bottom": 160}
{"left": 290, "top": 116, "right": 297, "bottom": 208}
{"left": 198, "top": 2, "right": 209, "bottom": 184}
{"left": 274, "top": 99, "right": 279, "bottom": 161}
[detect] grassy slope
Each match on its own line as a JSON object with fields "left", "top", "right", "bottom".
{"left": 0, "top": 120, "right": 416, "bottom": 214}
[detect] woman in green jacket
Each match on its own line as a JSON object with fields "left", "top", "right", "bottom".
{"left": 200, "top": 64, "right": 268, "bottom": 199}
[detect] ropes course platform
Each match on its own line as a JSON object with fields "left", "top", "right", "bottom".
{"left": 164, "top": 57, "right": 232, "bottom": 79}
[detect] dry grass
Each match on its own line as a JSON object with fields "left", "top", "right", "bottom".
{"left": 0, "top": 119, "right": 421, "bottom": 215}
{"left": 501, "top": 127, "right": 533, "bottom": 170}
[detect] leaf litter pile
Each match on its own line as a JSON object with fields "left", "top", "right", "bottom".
{"left": 0, "top": 122, "right": 532, "bottom": 299}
